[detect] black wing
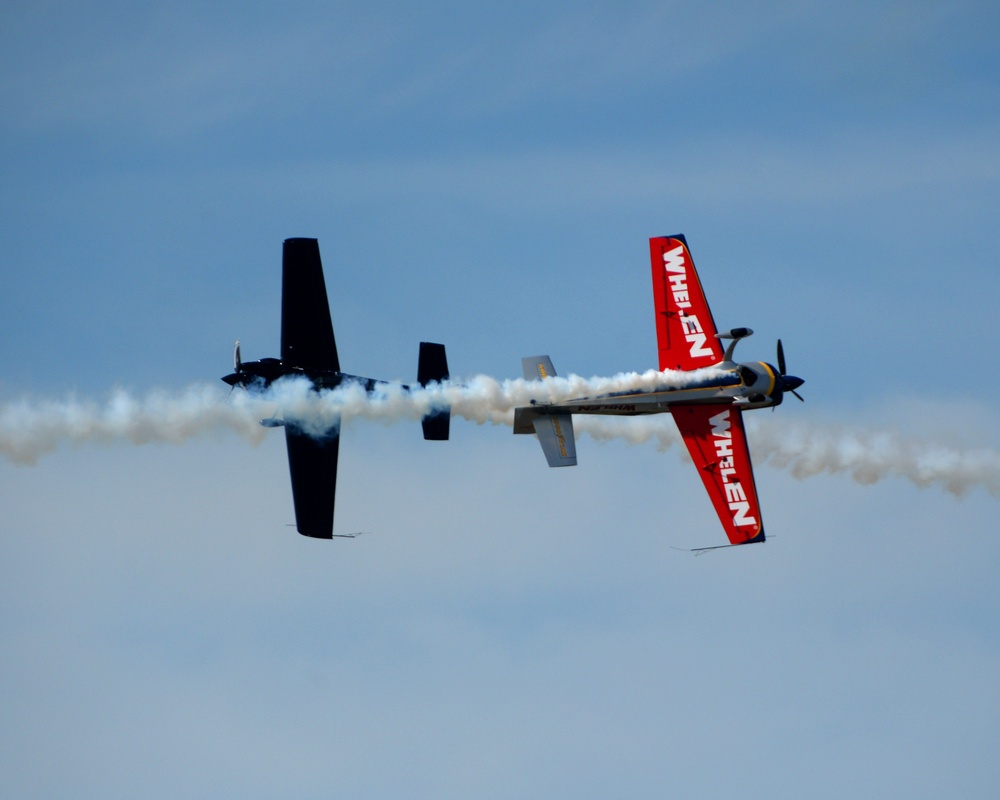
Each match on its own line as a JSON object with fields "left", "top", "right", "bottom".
{"left": 285, "top": 423, "right": 340, "bottom": 539}
{"left": 281, "top": 238, "right": 339, "bottom": 371}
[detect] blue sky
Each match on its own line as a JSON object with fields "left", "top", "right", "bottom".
{"left": 2, "top": 2, "right": 999, "bottom": 798}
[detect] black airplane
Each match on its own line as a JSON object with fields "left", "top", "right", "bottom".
{"left": 222, "top": 238, "right": 450, "bottom": 539}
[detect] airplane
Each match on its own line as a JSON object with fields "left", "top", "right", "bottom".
{"left": 514, "top": 234, "right": 804, "bottom": 548}
{"left": 222, "top": 237, "right": 451, "bottom": 539}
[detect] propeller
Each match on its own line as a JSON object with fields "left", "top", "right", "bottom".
{"left": 776, "top": 339, "right": 804, "bottom": 402}
{"left": 222, "top": 339, "right": 245, "bottom": 392}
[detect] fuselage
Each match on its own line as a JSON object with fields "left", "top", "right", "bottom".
{"left": 534, "top": 360, "right": 797, "bottom": 416}
{"left": 222, "top": 341, "right": 451, "bottom": 445}
{"left": 223, "top": 357, "right": 384, "bottom": 394}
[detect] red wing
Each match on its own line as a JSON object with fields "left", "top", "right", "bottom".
{"left": 672, "top": 403, "right": 765, "bottom": 545}
{"left": 649, "top": 235, "right": 723, "bottom": 371}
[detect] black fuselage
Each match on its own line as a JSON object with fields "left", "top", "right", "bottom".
{"left": 222, "top": 358, "right": 381, "bottom": 394}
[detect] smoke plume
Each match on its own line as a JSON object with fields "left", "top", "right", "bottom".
{"left": 0, "top": 369, "right": 712, "bottom": 463}
{"left": 575, "top": 415, "right": 1000, "bottom": 497}
{"left": 2, "top": 372, "right": 998, "bottom": 497}
{"left": 0, "top": 385, "right": 267, "bottom": 463}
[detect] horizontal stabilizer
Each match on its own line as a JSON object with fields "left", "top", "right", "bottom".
{"left": 522, "top": 355, "right": 557, "bottom": 381}
{"left": 422, "top": 411, "right": 450, "bottom": 441}
{"left": 418, "top": 342, "right": 449, "bottom": 385}
{"left": 513, "top": 406, "right": 538, "bottom": 435}
{"left": 533, "top": 413, "right": 577, "bottom": 467}
{"left": 418, "top": 341, "right": 450, "bottom": 441}
{"left": 515, "top": 357, "right": 575, "bottom": 464}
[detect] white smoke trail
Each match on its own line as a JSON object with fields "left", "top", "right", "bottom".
{"left": 0, "top": 385, "right": 269, "bottom": 464}
{"left": 575, "top": 415, "right": 1000, "bottom": 498}
{"left": 746, "top": 416, "right": 1000, "bottom": 497}
{"left": 3, "top": 373, "right": 999, "bottom": 497}
{"left": 0, "top": 368, "right": 717, "bottom": 464}
{"left": 266, "top": 367, "right": 723, "bottom": 436}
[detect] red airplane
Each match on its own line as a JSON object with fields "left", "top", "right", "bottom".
{"left": 514, "top": 234, "right": 804, "bottom": 547}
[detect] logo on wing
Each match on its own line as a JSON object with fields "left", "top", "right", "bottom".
{"left": 663, "top": 244, "right": 715, "bottom": 361}
{"left": 709, "top": 409, "right": 758, "bottom": 528}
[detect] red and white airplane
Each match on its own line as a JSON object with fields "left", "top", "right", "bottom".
{"left": 514, "top": 234, "right": 804, "bottom": 547}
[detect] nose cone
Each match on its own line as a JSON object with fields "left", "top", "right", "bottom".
{"left": 782, "top": 375, "right": 804, "bottom": 392}
{"left": 221, "top": 372, "right": 243, "bottom": 386}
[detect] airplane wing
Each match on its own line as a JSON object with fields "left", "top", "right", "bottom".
{"left": 671, "top": 403, "right": 765, "bottom": 545}
{"left": 285, "top": 423, "right": 340, "bottom": 539}
{"left": 281, "top": 238, "right": 340, "bottom": 371}
{"left": 280, "top": 238, "right": 340, "bottom": 538}
{"left": 649, "top": 235, "right": 723, "bottom": 371}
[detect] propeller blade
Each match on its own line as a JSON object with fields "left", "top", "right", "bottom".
{"left": 234, "top": 339, "right": 242, "bottom": 371}
{"left": 777, "top": 339, "right": 786, "bottom": 376}
{"left": 791, "top": 389, "right": 805, "bottom": 402}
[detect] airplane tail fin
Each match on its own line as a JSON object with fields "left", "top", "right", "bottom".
{"left": 418, "top": 342, "right": 450, "bottom": 441}
{"left": 515, "top": 355, "right": 577, "bottom": 467}
{"left": 522, "top": 355, "right": 557, "bottom": 381}
{"left": 531, "top": 413, "right": 577, "bottom": 467}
